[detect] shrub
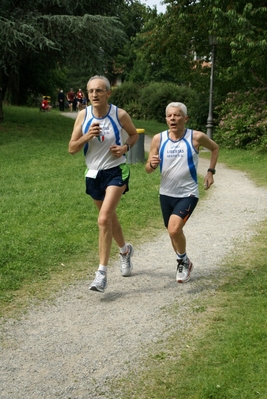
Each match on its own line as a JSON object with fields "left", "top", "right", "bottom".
{"left": 139, "top": 82, "right": 197, "bottom": 123}
{"left": 109, "top": 81, "right": 205, "bottom": 129}
{"left": 214, "top": 88, "right": 267, "bottom": 151}
{"left": 124, "top": 102, "right": 144, "bottom": 120}
{"left": 109, "top": 82, "right": 141, "bottom": 108}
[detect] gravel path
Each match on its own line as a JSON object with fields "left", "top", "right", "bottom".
{"left": 1, "top": 119, "right": 267, "bottom": 398}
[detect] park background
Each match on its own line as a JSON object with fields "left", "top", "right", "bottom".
{"left": 1, "top": 1, "right": 267, "bottom": 398}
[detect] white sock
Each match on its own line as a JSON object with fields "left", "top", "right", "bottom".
{"left": 120, "top": 244, "right": 128, "bottom": 254}
{"left": 98, "top": 265, "right": 107, "bottom": 273}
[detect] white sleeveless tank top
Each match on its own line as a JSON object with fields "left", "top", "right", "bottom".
{"left": 159, "top": 128, "right": 199, "bottom": 198}
{"left": 82, "top": 104, "right": 126, "bottom": 170}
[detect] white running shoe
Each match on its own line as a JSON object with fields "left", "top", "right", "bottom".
{"left": 120, "top": 244, "right": 134, "bottom": 277}
{"left": 176, "top": 258, "right": 193, "bottom": 283}
{"left": 89, "top": 270, "right": 107, "bottom": 292}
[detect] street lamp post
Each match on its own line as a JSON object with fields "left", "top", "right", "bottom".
{"left": 206, "top": 34, "right": 217, "bottom": 140}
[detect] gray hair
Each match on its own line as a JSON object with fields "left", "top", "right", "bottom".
{"left": 166, "top": 102, "right": 187, "bottom": 116}
{"left": 87, "top": 75, "right": 111, "bottom": 91}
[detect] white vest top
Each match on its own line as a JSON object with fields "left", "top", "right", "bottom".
{"left": 82, "top": 104, "right": 126, "bottom": 170}
{"left": 159, "top": 129, "right": 199, "bottom": 198}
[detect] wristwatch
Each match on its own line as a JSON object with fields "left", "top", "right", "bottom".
{"left": 207, "top": 168, "right": 216, "bottom": 175}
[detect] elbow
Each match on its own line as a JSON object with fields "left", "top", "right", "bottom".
{"left": 68, "top": 145, "right": 76, "bottom": 155}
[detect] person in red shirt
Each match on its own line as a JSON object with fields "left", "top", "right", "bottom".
{"left": 41, "top": 97, "right": 52, "bottom": 111}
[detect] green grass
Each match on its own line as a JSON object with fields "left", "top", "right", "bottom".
{"left": 201, "top": 147, "right": 267, "bottom": 187}
{"left": 132, "top": 118, "right": 167, "bottom": 136}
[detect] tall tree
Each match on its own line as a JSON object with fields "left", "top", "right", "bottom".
{"left": 0, "top": 0, "right": 127, "bottom": 121}
{"left": 163, "top": 0, "right": 267, "bottom": 93}
{"left": 127, "top": 0, "right": 267, "bottom": 121}
{"left": 104, "top": 0, "right": 156, "bottom": 84}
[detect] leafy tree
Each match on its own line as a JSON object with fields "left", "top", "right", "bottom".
{"left": 126, "top": 11, "right": 194, "bottom": 85}
{"left": 127, "top": 0, "right": 267, "bottom": 133}
{"left": 0, "top": 0, "right": 127, "bottom": 121}
{"left": 163, "top": 0, "right": 267, "bottom": 93}
{"left": 109, "top": 1, "right": 158, "bottom": 84}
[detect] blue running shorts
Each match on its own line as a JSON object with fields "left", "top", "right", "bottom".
{"left": 86, "top": 164, "right": 130, "bottom": 201}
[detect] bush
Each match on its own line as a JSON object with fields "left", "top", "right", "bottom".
{"left": 110, "top": 81, "right": 201, "bottom": 125}
{"left": 139, "top": 82, "right": 198, "bottom": 123}
{"left": 109, "top": 82, "right": 141, "bottom": 108}
{"left": 124, "top": 102, "right": 144, "bottom": 120}
{"left": 214, "top": 88, "right": 267, "bottom": 151}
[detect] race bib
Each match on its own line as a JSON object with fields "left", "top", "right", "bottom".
{"left": 86, "top": 169, "right": 98, "bottom": 179}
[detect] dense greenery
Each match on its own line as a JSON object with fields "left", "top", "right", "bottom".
{"left": 135, "top": 0, "right": 267, "bottom": 91}
{"left": 214, "top": 87, "right": 267, "bottom": 151}
{"left": 110, "top": 80, "right": 267, "bottom": 144}
{"left": 118, "top": 1, "right": 267, "bottom": 148}
{"left": 0, "top": 0, "right": 128, "bottom": 119}
{"left": 110, "top": 82, "right": 202, "bottom": 127}
{"left": 1, "top": 1, "right": 267, "bottom": 149}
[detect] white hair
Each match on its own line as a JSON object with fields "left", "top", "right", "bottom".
{"left": 87, "top": 75, "right": 111, "bottom": 90}
{"left": 166, "top": 102, "right": 187, "bottom": 116}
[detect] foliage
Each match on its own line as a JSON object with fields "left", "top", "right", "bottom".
{"left": 125, "top": 0, "right": 267, "bottom": 122}
{"left": 214, "top": 88, "right": 267, "bottom": 151}
{"left": 109, "top": 82, "right": 141, "bottom": 108}
{"left": 110, "top": 81, "right": 202, "bottom": 126}
{"left": 0, "top": 0, "right": 126, "bottom": 71}
{"left": 139, "top": 82, "right": 198, "bottom": 123}
{"left": 2, "top": 0, "right": 267, "bottom": 154}
{"left": 211, "top": 1, "right": 267, "bottom": 89}
{"left": 0, "top": 0, "right": 127, "bottom": 119}
{"left": 112, "top": 1, "right": 161, "bottom": 84}
{"left": 127, "top": 12, "right": 193, "bottom": 85}
{"left": 170, "top": 0, "right": 267, "bottom": 92}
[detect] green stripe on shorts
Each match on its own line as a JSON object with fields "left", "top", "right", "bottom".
{"left": 120, "top": 163, "right": 130, "bottom": 181}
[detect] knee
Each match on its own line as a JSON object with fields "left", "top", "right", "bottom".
{"left": 168, "top": 224, "right": 183, "bottom": 240}
{"left": 98, "top": 214, "right": 112, "bottom": 229}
